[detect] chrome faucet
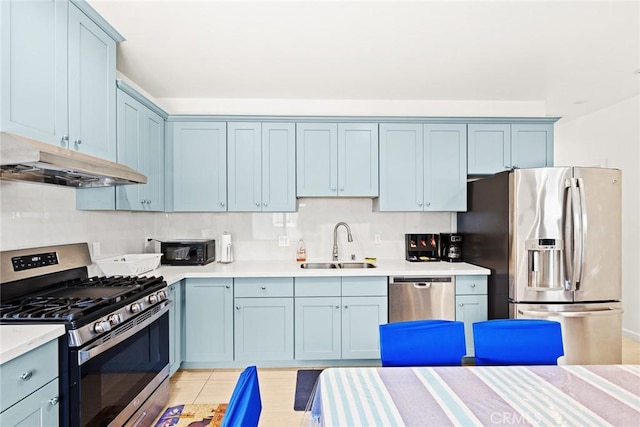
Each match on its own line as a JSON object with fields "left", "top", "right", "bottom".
{"left": 333, "top": 222, "right": 353, "bottom": 261}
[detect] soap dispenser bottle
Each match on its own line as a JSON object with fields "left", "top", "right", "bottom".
{"left": 296, "top": 239, "right": 306, "bottom": 262}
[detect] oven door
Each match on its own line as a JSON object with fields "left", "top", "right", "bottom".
{"left": 67, "top": 302, "right": 171, "bottom": 427}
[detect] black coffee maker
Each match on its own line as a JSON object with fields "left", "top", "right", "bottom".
{"left": 439, "top": 233, "right": 463, "bottom": 262}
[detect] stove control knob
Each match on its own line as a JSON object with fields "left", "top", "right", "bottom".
{"left": 148, "top": 294, "right": 158, "bottom": 304}
{"left": 94, "top": 320, "right": 112, "bottom": 334}
{"left": 108, "top": 314, "right": 122, "bottom": 326}
{"left": 129, "top": 303, "right": 142, "bottom": 314}
{"left": 156, "top": 290, "right": 168, "bottom": 301}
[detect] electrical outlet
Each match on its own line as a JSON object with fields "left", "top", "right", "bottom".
{"left": 278, "top": 236, "right": 289, "bottom": 247}
{"left": 374, "top": 234, "right": 381, "bottom": 244}
{"left": 92, "top": 242, "right": 101, "bottom": 257}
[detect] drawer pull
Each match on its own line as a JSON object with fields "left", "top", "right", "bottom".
{"left": 20, "top": 371, "right": 33, "bottom": 381}
{"left": 261, "top": 286, "right": 266, "bottom": 290}
{"left": 470, "top": 283, "right": 476, "bottom": 288}
{"left": 49, "top": 396, "right": 59, "bottom": 406}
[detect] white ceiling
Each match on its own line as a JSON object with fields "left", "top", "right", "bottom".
{"left": 88, "top": 0, "right": 640, "bottom": 120}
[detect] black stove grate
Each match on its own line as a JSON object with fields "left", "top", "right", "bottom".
{"left": 0, "top": 275, "right": 165, "bottom": 323}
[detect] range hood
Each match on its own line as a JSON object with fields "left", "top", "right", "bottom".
{"left": 0, "top": 132, "right": 146, "bottom": 187}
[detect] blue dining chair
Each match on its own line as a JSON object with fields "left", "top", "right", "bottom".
{"left": 221, "top": 365, "right": 262, "bottom": 427}
{"left": 473, "top": 319, "right": 564, "bottom": 366}
{"left": 379, "top": 319, "right": 467, "bottom": 366}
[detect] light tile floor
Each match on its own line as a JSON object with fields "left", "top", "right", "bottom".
{"left": 158, "top": 337, "right": 640, "bottom": 427}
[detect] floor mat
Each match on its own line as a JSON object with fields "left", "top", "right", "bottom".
{"left": 154, "top": 403, "right": 227, "bottom": 427}
{"left": 294, "top": 369, "right": 323, "bottom": 411}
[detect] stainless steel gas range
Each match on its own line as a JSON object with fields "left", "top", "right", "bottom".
{"left": 0, "top": 243, "right": 171, "bottom": 427}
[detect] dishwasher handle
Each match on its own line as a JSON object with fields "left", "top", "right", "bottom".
{"left": 389, "top": 276, "right": 454, "bottom": 286}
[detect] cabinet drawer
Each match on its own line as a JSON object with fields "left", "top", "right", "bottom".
{"left": 234, "top": 277, "right": 294, "bottom": 297}
{"left": 0, "top": 378, "right": 59, "bottom": 426}
{"left": 455, "top": 276, "right": 488, "bottom": 295}
{"left": 342, "top": 277, "right": 387, "bottom": 297}
{"left": 0, "top": 340, "right": 58, "bottom": 412}
{"left": 295, "top": 277, "right": 341, "bottom": 297}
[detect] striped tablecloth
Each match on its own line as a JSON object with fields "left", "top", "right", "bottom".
{"left": 310, "top": 365, "right": 640, "bottom": 426}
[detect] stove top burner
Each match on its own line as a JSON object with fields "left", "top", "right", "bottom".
{"left": 0, "top": 275, "right": 165, "bottom": 323}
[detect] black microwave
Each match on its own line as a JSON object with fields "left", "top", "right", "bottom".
{"left": 160, "top": 239, "right": 215, "bottom": 265}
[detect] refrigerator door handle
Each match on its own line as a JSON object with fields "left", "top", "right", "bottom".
{"left": 518, "top": 308, "right": 623, "bottom": 318}
{"left": 563, "top": 179, "right": 574, "bottom": 289}
{"left": 570, "top": 178, "right": 583, "bottom": 289}
{"left": 576, "top": 178, "right": 587, "bottom": 285}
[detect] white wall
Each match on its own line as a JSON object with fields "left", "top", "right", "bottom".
{"left": 0, "top": 182, "right": 454, "bottom": 266}
{"left": 554, "top": 95, "right": 640, "bottom": 340}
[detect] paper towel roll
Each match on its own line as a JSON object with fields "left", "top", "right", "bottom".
{"left": 220, "top": 232, "right": 233, "bottom": 263}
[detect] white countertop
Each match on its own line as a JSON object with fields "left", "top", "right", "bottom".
{"left": 0, "top": 324, "right": 65, "bottom": 365}
{"left": 150, "top": 259, "right": 490, "bottom": 286}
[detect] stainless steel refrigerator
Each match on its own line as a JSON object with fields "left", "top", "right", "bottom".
{"left": 458, "top": 167, "right": 622, "bottom": 364}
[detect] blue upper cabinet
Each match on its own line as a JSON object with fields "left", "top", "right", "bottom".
{"left": 338, "top": 123, "right": 379, "bottom": 197}
{"left": 67, "top": 2, "right": 116, "bottom": 160}
{"left": 0, "top": 0, "right": 68, "bottom": 146}
{"left": 378, "top": 123, "right": 467, "bottom": 211}
{"left": 424, "top": 124, "right": 467, "bottom": 211}
{"left": 510, "top": 123, "right": 553, "bottom": 170}
{"left": 262, "top": 123, "right": 296, "bottom": 211}
{"left": 296, "top": 123, "right": 337, "bottom": 196}
{"left": 115, "top": 89, "right": 165, "bottom": 211}
{"left": 468, "top": 123, "right": 553, "bottom": 175}
{"left": 1, "top": 0, "right": 120, "bottom": 161}
{"left": 227, "top": 122, "right": 295, "bottom": 212}
{"left": 167, "top": 121, "right": 227, "bottom": 212}
{"left": 378, "top": 124, "right": 423, "bottom": 211}
{"left": 297, "top": 123, "right": 378, "bottom": 197}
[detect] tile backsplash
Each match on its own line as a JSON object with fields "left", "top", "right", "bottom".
{"left": 1, "top": 181, "right": 455, "bottom": 262}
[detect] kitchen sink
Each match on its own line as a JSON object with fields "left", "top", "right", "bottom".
{"left": 299, "top": 262, "right": 339, "bottom": 269}
{"left": 299, "top": 262, "right": 376, "bottom": 269}
{"left": 337, "top": 262, "right": 377, "bottom": 269}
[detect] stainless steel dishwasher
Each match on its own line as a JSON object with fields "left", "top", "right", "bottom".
{"left": 388, "top": 276, "right": 455, "bottom": 322}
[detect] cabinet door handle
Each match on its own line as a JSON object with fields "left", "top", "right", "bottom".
{"left": 331, "top": 186, "right": 337, "bottom": 191}
{"left": 344, "top": 305, "right": 348, "bottom": 309}
{"left": 74, "top": 139, "right": 82, "bottom": 147}
{"left": 459, "top": 303, "right": 464, "bottom": 307}
{"left": 417, "top": 202, "right": 423, "bottom": 206}
{"left": 61, "top": 135, "right": 69, "bottom": 147}
{"left": 235, "top": 306, "right": 240, "bottom": 310}
{"left": 425, "top": 202, "right": 431, "bottom": 207}
{"left": 505, "top": 164, "right": 511, "bottom": 169}
{"left": 20, "top": 371, "right": 33, "bottom": 381}
{"left": 263, "top": 202, "right": 268, "bottom": 206}
{"left": 225, "top": 285, "right": 231, "bottom": 289}
{"left": 256, "top": 202, "right": 260, "bottom": 207}
{"left": 49, "top": 396, "right": 59, "bottom": 406}
{"left": 220, "top": 202, "right": 225, "bottom": 207}
{"left": 470, "top": 283, "right": 476, "bottom": 288}
{"left": 335, "top": 305, "right": 340, "bottom": 309}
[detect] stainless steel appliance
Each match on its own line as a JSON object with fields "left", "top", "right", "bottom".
{"left": 0, "top": 243, "right": 171, "bottom": 426}
{"left": 405, "top": 234, "right": 440, "bottom": 262}
{"left": 439, "top": 233, "right": 463, "bottom": 262}
{"left": 160, "top": 239, "right": 215, "bottom": 266}
{"left": 0, "top": 132, "right": 147, "bottom": 187}
{"left": 388, "top": 276, "right": 455, "bottom": 322}
{"left": 458, "top": 167, "right": 623, "bottom": 364}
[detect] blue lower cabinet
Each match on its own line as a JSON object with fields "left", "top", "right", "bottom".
{"left": 184, "top": 278, "right": 233, "bottom": 362}
{"left": 0, "top": 379, "right": 59, "bottom": 427}
{"left": 234, "top": 297, "right": 294, "bottom": 361}
{"left": 294, "top": 276, "right": 387, "bottom": 360}
{"left": 294, "top": 297, "right": 342, "bottom": 360}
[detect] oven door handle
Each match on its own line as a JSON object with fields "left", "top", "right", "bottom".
{"left": 78, "top": 300, "right": 172, "bottom": 365}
